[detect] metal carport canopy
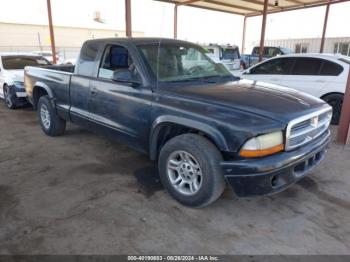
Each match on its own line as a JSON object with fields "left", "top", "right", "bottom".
{"left": 155, "top": 0, "right": 349, "bottom": 60}
{"left": 155, "top": 0, "right": 347, "bottom": 16}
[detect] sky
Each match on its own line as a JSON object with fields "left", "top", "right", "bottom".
{"left": 0, "top": 0, "right": 350, "bottom": 51}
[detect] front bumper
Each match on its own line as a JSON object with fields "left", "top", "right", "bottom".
{"left": 8, "top": 84, "right": 28, "bottom": 106}
{"left": 221, "top": 129, "right": 331, "bottom": 197}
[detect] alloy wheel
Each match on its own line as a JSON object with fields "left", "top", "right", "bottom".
{"left": 40, "top": 104, "right": 51, "bottom": 129}
{"left": 166, "top": 150, "right": 203, "bottom": 196}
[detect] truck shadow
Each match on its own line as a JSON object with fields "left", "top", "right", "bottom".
{"left": 133, "top": 165, "right": 163, "bottom": 198}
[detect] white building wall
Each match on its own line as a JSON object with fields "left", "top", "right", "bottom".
{"left": 259, "top": 37, "right": 350, "bottom": 54}
{"left": 0, "top": 22, "right": 144, "bottom": 59}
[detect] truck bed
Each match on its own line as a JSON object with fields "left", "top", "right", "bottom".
{"left": 41, "top": 64, "right": 75, "bottom": 73}
{"left": 24, "top": 65, "right": 73, "bottom": 110}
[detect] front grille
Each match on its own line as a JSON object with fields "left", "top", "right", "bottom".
{"left": 286, "top": 107, "right": 332, "bottom": 150}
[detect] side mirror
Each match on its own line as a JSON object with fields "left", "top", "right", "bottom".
{"left": 112, "top": 69, "right": 141, "bottom": 86}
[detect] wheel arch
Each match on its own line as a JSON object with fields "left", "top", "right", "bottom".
{"left": 149, "top": 115, "right": 229, "bottom": 161}
{"left": 320, "top": 92, "right": 344, "bottom": 100}
{"left": 32, "top": 82, "right": 54, "bottom": 110}
{"left": 2, "top": 82, "right": 9, "bottom": 91}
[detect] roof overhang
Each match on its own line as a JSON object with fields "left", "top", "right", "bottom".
{"left": 154, "top": 0, "right": 350, "bottom": 17}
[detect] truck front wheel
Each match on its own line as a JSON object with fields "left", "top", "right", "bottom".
{"left": 3, "top": 85, "right": 16, "bottom": 109}
{"left": 158, "top": 134, "right": 225, "bottom": 208}
{"left": 37, "top": 95, "right": 66, "bottom": 136}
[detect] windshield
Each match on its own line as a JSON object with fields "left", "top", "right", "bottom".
{"left": 2, "top": 56, "right": 50, "bottom": 70}
{"left": 138, "top": 43, "right": 233, "bottom": 83}
{"left": 221, "top": 47, "right": 239, "bottom": 60}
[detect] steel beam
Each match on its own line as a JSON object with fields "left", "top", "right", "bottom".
{"left": 285, "top": 0, "right": 304, "bottom": 4}
{"left": 202, "top": 0, "right": 262, "bottom": 12}
{"left": 174, "top": 4, "right": 178, "bottom": 39}
{"left": 337, "top": 69, "right": 350, "bottom": 144}
{"left": 320, "top": 2, "right": 331, "bottom": 53}
{"left": 241, "top": 16, "right": 247, "bottom": 54}
{"left": 247, "top": 0, "right": 350, "bottom": 17}
{"left": 243, "top": 0, "right": 281, "bottom": 9}
{"left": 46, "top": 0, "right": 56, "bottom": 64}
{"left": 177, "top": 0, "right": 201, "bottom": 5}
{"left": 125, "top": 0, "right": 132, "bottom": 37}
{"left": 258, "top": 0, "right": 268, "bottom": 62}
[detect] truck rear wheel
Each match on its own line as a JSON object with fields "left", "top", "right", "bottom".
{"left": 158, "top": 134, "right": 225, "bottom": 208}
{"left": 37, "top": 95, "right": 66, "bottom": 136}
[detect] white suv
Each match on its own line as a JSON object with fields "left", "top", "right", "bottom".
{"left": 241, "top": 53, "right": 350, "bottom": 124}
{"left": 203, "top": 44, "right": 242, "bottom": 75}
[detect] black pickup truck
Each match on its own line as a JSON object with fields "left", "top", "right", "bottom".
{"left": 24, "top": 38, "right": 332, "bottom": 207}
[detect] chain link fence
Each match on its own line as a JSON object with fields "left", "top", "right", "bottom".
{"left": 0, "top": 46, "right": 80, "bottom": 63}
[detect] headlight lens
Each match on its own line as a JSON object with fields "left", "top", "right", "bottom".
{"left": 239, "top": 131, "right": 284, "bottom": 158}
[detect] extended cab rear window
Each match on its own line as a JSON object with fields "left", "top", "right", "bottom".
{"left": 77, "top": 41, "right": 101, "bottom": 77}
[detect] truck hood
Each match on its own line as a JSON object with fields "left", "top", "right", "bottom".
{"left": 165, "top": 79, "right": 327, "bottom": 124}
{"left": 3, "top": 69, "right": 24, "bottom": 84}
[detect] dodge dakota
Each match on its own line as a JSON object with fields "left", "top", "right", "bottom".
{"left": 24, "top": 38, "right": 332, "bottom": 207}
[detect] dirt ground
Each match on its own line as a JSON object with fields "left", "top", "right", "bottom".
{"left": 0, "top": 102, "right": 349, "bottom": 255}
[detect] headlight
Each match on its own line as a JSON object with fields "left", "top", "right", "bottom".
{"left": 239, "top": 131, "right": 284, "bottom": 158}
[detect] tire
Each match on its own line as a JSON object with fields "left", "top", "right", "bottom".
{"left": 37, "top": 95, "right": 66, "bottom": 136}
{"left": 158, "top": 134, "right": 225, "bottom": 208}
{"left": 322, "top": 93, "right": 343, "bottom": 125}
{"left": 3, "top": 85, "right": 16, "bottom": 109}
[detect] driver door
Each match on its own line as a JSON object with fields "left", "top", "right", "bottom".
{"left": 89, "top": 44, "right": 153, "bottom": 151}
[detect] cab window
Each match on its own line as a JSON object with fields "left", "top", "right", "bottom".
{"left": 98, "top": 45, "right": 140, "bottom": 81}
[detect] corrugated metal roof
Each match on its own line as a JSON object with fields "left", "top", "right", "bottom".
{"left": 155, "top": 0, "right": 348, "bottom": 16}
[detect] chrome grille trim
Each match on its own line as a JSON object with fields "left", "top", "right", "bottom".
{"left": 286, "top": 106, "right": 332, "bottom": 151}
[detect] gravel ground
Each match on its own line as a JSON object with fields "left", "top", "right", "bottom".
{"left": 0, "top": 102, "right": 349, "bottom": 255}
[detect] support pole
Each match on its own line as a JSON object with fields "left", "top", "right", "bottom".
{"left": 337, "top": 69, "right": 350, "bottom": 144}
{"left": 174, "top": 4, "right": 178, "bottom": 39}
{"left": 320, "top": 2, "right": 330, "bottom": 53}
{"left": 46, "top": 0, "right": 56, "bottom": 64}
{"left": 125, "top": 0, "right": 132, "bottom": 37}
{"left": 258, "top": 0, "right": 268, "bottom": 62}
{"left": 241, "top": 16, "right": 247, "bottom": 54}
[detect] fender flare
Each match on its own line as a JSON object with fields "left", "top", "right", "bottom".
{"left": 149, "top": 115, "right": 229, "bottom": 160}
{"left": 33, "top": 81, "right": 54, "bottom": 98}
{"left": 32, "top": 82, "right": 55, "bottom": 109}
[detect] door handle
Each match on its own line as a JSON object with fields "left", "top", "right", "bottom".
{"left": 271, "top": 78, "right": 280, "bottom": 81}
{"left": 316, "top": 79, "right": 325, "bottom": 83}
